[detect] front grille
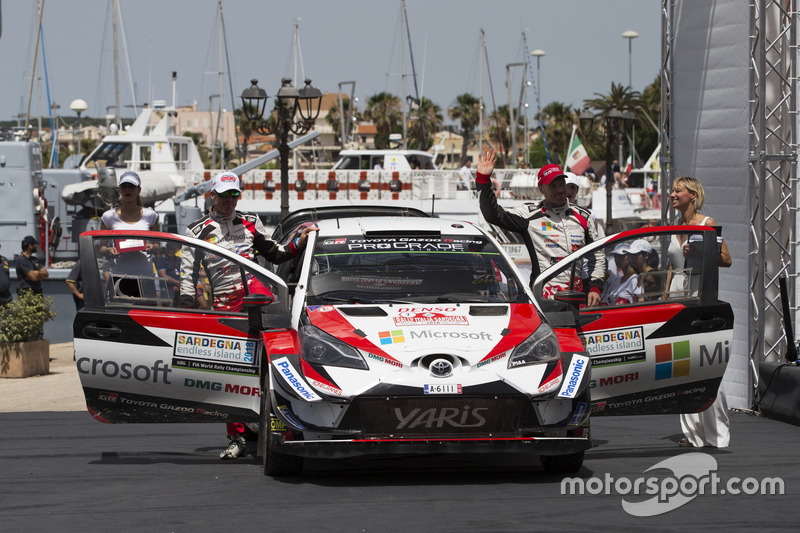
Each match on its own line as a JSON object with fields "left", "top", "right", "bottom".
{"left": 357, "top": 396, "right": 525, "bottom": 437}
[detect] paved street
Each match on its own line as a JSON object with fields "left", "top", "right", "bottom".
{"left": 1, "top": 409, "right": 796, "bottom": 532}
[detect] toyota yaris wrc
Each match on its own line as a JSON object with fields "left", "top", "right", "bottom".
{"left": 74, "top": 212, "right": 732, "bottom": 476}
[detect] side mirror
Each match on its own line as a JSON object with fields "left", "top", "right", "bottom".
{"left": 553, "top": 290, "right": 587, "bottom": 321}
{"left": 243, "top": 293, "right": 290, "bottom": 331}
{"left": 553, "top": 290, "right": 587, "bottom": 308}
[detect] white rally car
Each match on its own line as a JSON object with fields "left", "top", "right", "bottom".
{"left": 74, "top": 210, "right": 732, "bottom": 476}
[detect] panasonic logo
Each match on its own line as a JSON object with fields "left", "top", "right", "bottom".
{"left": 558, "top": 355, "right": 589, "bottom": 398}
{"left": 273, "top": 358, "right": 321, "bottom": 402}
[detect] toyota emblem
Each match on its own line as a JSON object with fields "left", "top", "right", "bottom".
{"left": 430, "top": 358, "right": 453, "bottom": 378}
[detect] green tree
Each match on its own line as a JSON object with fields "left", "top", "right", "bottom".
{"left": 488, "top": 105, "right": 511, "bottom": 166}
{"left": 582, "top": 82, "right": 644, "bottom": 169}
{"left": 325, "top": 97, "right": 355, "bottom": 147}
{"left": 407, "top": 97, "right": 443, "bottom": 151}
{"left": 363, "top": 92, "right": 403, "bottom": 148}
{"left": 447, "top": 93, "right": 481, "bottom": 162}
{"left": 539, "top": 101, "right": 576, "bottom": 166}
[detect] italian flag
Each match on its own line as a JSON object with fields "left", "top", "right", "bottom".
{"left": 565, "top": 134, "right": 591, "bottom": 175}
{"left": 625, "top": 152, "right": 633, "bottom": 177}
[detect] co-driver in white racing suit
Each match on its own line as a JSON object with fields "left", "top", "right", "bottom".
{"left": 178, "top": 172, "right": 318, "bottom": 460}
{"left": 475, "top": 149, "right": 605, "bottom": 306}
{"left": 179, "top": 208, "right": 302, "bottom": 311}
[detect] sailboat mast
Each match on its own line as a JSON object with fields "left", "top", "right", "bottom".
{"left": 113, "top": 0, "right": 121, "bottom": 124}
{"left": 25, "top": 0, "right": 44, "bottom": 133}
{"left": 478, "top": 29, "right": 484, "bottom": 156}
{"left": 401, "top": 2, "right": 407, "bottom": 150}
{"left": 218, "top": 1, "right": 224, "bottom": 168}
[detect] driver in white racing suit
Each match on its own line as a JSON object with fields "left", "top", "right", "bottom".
{"left": 179, "top": 171, "right": 317, "bottom": 459}
{"left": 475, "top": 148, "right": 605, "bottom": 306}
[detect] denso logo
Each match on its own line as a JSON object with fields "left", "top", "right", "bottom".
{"left": 77, "top": 358, "right": 172, "bottom": 384}
{"left": 394, "top": 406, "right": 488, "bottom": 429}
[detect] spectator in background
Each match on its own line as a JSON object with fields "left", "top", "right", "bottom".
{"left": 16, "top": 236, "right": 49, "bottom": 296}
{"left": 156, "top": 242, "right": 182, "bottom": 300}
{"left": 0, "top": 244, "right": 12, "bottom": 306}
{"left": 458, "top": 158, "right": 473, "bottom": 190}
{"left": 600, "top": 242, "right": 638, "bottom": 305}
{"left": 66, "top": 260, "right": 84, "bottom": 310}
{"left": 100, "top": 171, "right": 159, "bottom": 278}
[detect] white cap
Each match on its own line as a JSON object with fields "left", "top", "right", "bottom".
{"left": 626, "top": 239, "right": 652, "bottom": 255}
{"left": 611, "top": 242, "right": 630, "bottom": 255}
{"left": 211, "top": 171, "right": 241, "bottom": 194}
{"left": 118, "top": 171, "right": 141, "bottom": 187}
{"left": 564, "top": 172, "right": 580, "bottom": 187}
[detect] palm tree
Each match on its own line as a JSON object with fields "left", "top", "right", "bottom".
{"left": 325, "top": 97, "right": 354, "bottom": 147}
{"left": 447, "top": 93, "right": 481, "bottom": 162}
{"left": 363, "top": 92, "right": 403, "bottom": 148}
{"left": 539, "top": 102, "right": 576, "bottom": 165}
{"left": 235, "top": 105, "right": 257, "bottom": 163}
{"left": 583, "top": 82, "right": 642, "bottom": 115}
{"left": 582, "top": 82, "right": 644, "bottom": 169}
{"left": 489, "top": 105, "right": 512, "bottom": 166}
{"left": 407, "top": 97, "right": 444, "bottom": 150}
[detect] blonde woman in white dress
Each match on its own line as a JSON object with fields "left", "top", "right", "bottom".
{"left": 669, "top": 176, "right": 732, "bottom": 447}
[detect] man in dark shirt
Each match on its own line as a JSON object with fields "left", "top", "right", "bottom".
{"left": 155, "top": 242, "right": 182, "bottom": 299}
{"left": 66, "top": 261, "right": 84, "bottom": 310}
{"left": 0, "top": 243, "right": 12, "bottom": 306}
{"left": 16, "top": 236, "right": 49, "bottom": 295}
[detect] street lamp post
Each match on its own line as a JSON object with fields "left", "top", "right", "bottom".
{"left": 530, "top": 49, "right": 546, "bottom": 105}
{"left": 580, "top": 104, "right": 633, "bottom": 233}
{"left": 506, "top": 62, "right": 524, "bottom": 166}
{"left": 241, "top": 78, "right": 323, "bottom": 220}
{"left": 69, "top": 98, "right": 88, "bottom": 162}
{"left": 621, "top": 30, "right": 639, "bottom": 88}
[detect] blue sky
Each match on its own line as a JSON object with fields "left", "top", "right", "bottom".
{"left": 1, "top": 0, "right": 660, "bottom": 125}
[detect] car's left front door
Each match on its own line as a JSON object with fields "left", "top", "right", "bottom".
{"left": 74, "top": 230, "right": 290, "bottom": 424}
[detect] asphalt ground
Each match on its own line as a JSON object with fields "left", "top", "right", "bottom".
{"left": 1, "top": 408, "right": 797, "bottom": 532}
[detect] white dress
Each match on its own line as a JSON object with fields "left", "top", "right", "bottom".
{"left": 675, "top": 215, "right": 730, "bottom": 447}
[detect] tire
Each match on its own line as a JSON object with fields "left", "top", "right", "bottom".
{"left": 541, "top": 451, "right": 584, "bottom": 474}
{"left": 260, "top": 376, "right": 303, "bottom": 476}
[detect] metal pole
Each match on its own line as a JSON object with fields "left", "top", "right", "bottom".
{"left": 605, "top": 123, "right": 613, "bottom": 233}
{"left": 279, "top": 116, "right": 290, "bottom": 220}
{"left": 628, "top": 38, "right": 633, "bottom": 88}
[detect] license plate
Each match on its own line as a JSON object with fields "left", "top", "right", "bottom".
{"left": 424, "top": 384, "right": 462, "bottom": 394}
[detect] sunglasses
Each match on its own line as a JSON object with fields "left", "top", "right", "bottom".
{"left": 119, "top": 183, "right": 138, "bottom": 190}
{"left": 216, "top": 190, "right": 240, "bottom": 198}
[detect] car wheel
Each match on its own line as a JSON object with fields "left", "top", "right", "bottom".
{"left": 541, "top": 451, "right": 584, "bottom": 474}
{"left": 264, "top": 421, "right": 303, "bottom": 476}
{"left": 261, "top": 384, "right": 303, "bottom": 476}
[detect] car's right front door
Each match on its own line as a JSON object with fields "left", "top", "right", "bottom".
{"left": 534, "top": 225, "right": 734, "bottom": 416}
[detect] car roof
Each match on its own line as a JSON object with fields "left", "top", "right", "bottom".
{"left": 272, "top": 205, "right": 431, "bottom": 242}
{"left": 316, "top": 216, "right": 483, "bottom": 238}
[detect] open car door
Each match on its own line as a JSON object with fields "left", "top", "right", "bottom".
{"left": 74, "top": 230, "right": 290, "bottom": 423}
{"left": 533, "top": 225, "right": 733, "bottom": 415}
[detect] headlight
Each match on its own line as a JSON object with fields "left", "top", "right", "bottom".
{"left": 507, "top": 323, "right": 561, "bottom": 368}
{"left": 300, "top": 325, "right": 368, "bottom": 370}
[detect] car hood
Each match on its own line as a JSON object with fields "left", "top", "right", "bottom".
{"left": 305, "top": 303, "right": 543, "bottom": 365}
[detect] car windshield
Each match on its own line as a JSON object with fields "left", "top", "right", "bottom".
{"left": 307, "top": 233, "right": 528, "bottom": 305}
